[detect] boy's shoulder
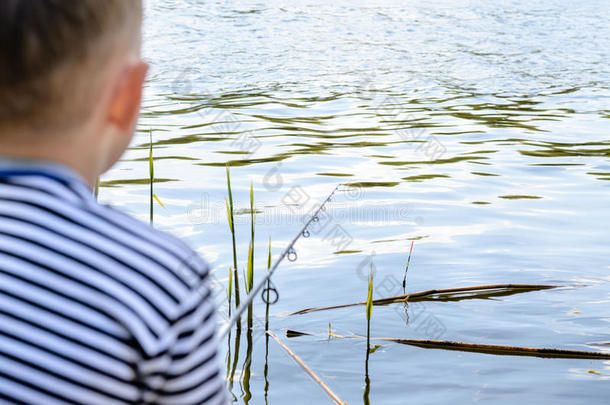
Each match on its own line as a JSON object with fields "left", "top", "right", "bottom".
{"left": 85, "top": 200, "right": 210, "bottom": 291}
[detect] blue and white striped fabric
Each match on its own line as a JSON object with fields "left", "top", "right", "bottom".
{"left": 0, "top": 157, "right": 227, "bottom": 404}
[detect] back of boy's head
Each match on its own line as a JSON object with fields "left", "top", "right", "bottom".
{"left": 0, "top": 0, "right": 143, "bottom": 135}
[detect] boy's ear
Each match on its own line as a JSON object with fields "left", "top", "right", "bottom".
{"left": 107, "top": 61, "right": 149, "bottom": 132}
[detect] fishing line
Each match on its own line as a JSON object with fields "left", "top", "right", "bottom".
{"left": 218, "top": 183, "right": 341, "bottom": 339}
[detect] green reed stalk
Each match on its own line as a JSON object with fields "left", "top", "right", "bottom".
{"left": 264, "top": 237, "right": 272, "bottom": 403}
{"left": 227, "top": 267, "right": 233, "bottom": 317}
{"left": 242, "top": 328, "right": 254, "bottom": 404}
{"left": 249, "top": 182, "right": 255, "bottom": 282}
{"left": 225, "top": 165, "right": 240, "bottom": 308}
{"left": 243, "top": 184, "right": 256, "bottom": 400}
{"left": 266, "top": 238, "right": 271, "bottom": 268}
{"left": 265, "top": 237, "right": 271, "bottom": 330}
{"left": 246, "top": 182, "right": 255, "bottom": 328}
{"left": 149, "top": 131, "right": 154, "bottom": 225}
{"left": 366, "top": 263, "right": 373, "bottom": 349}
{"left": 246, "top": 243, "right": 254, "bottom": 327}
{"left": 363, "top": 263, "right": 374, "bottom": 405}
{"left": 228, "top": 325, "right": 241, "bottom": 385}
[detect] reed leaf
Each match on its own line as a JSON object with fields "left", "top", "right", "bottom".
{"left": 265, "top": 237, "right": 272, "bottom": 331}
{"left": 267, "top": 237, "right": 272, "bottom": 269}
{"left": 284, "top": 330, "right": 610, "bottom": 360}
{"left": 246, "top": 242, "right": 254, "bottom": 293}
{"left": 377, "top": 338, "right": 610, "bottom": 360}
{"left": 227, "top": 267, "right": 233, "bottom": 316}
{"left": 225, "top": 199, "right": 233, "bottom": 232}
{"left": 369, "top": 344, "right": 382, "bottom": 354}
{"left": 226, "top": 165, "right": 240, "bottom": 308}
{"left": 402, "top": 241, "right": 414, "bottom": 291}
{"left": 287, "top": 283, "right": 561, "bottom": 316}
{"left": 286, "top": 330, "right": 312, "bottom": 338}
{"left": 153, "top": 194, "right": 165, "bottom": 209}
{"left": 149, "top": 130, "right": 154, "bottom": 225}
{"left": 250, "top": 182, "right": 255, "bottom": 242}
{"left": 248, "top": 182, "right": 254, "bottom": 293}
{"left": 246, "top": 183, "right": 255, "bottom": 329}
{"left": 366, "top": 264, "right": 373, "bottom": 321}
{"left": 366, "top": 263, "right": 373, "bottom": 352}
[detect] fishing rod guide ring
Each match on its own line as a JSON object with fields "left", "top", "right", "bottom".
{"left": 261, "top": 286, "right": 279, "bottom": 305}
{"left": 287, "top": 248, "right": 297, "bottom": 262}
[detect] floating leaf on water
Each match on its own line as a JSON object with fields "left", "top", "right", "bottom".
{"left": 199, "top": 155, "right": 289, "bottom": 167}
{"left": 402, "top": 174, "right": 450, "bottom": 182}
{"left": 286, "top": 330, "right": 312, "bottom": 338}
{"left": 99, "top": 178, "right": 177, "bottom": 187}
{"left": 130, "top": 155, "right": 199, "bottom": 162}
{"left": 153, "top": 194, "right": 165, "bottom": 209}
{"left": 379, "top": 156, "right": 488, "bottom": 166}
{"left": 471, "top": 172, "right": 500, "bottom": 177}
{"left": 316, "top": 172, "right": 354, "bottom": 177}
{"left": 288, "top": 284, "right": 562, "bottom": 316}
{"left": 368, "top": 344, "right": 382, "bottom": 354}
{"left": 344, "top": 181, "right": 400, "bottom": 188}
{"left": 499, "top": 195, "right": 542, "bottom": 200}
{"left": 381, "top": 339, "right": 610, "bottom": 360}
{"left": 326, "top": 323, "right": 344, "bottom": 339}
{"left": 280, "top": 331, "right": 610, "bottom": 360}
{"left": 234, "top": 208, "right": 263, "bottom": 215}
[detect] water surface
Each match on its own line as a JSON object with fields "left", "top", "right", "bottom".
{"left": 100, "top": 1, "right": 610, "bottom": 403}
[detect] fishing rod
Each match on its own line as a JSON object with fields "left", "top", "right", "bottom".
{"left": 218, "top": 183, "right": 341, "bottom": 339}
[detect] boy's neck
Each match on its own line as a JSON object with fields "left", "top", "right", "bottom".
{"left": 0, "top": 130, "right": 105, "bottom": 190}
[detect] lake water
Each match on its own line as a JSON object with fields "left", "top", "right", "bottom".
{"left": 99, "top": 0, "right": 610, "bottom": 403}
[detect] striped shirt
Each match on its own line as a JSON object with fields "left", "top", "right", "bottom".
{"left": 0, "top": 158, "right": 228, "bottom": 405}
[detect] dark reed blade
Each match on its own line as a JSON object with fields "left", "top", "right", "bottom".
{"left": 380, "top": 338, "right": 610, "bottom": 360}
{"left": 286, "top": 330, "right": 313, "bottom": 338}
{"left": 286, "top": 331, "right": 610, "bottom": 360}
{"left": 286, "top": 283, "right": 561, "bottom": 315}
{"left": 402, "top": 241, "right": 414, "bottom": 292}
{"left": 225, "top": 165, "right": 240, "bottom": 308}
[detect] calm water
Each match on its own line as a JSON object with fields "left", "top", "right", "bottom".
{"left": 100, "top": 1, "right": 610, "bottom": 403}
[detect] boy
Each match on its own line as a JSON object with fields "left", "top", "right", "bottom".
{"left": 0, "top": 1, "right": 227, "bottom": 404}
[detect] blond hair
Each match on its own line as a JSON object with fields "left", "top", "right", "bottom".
{"left": 0, "top": 0, "right": 143, "bottom": 133}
